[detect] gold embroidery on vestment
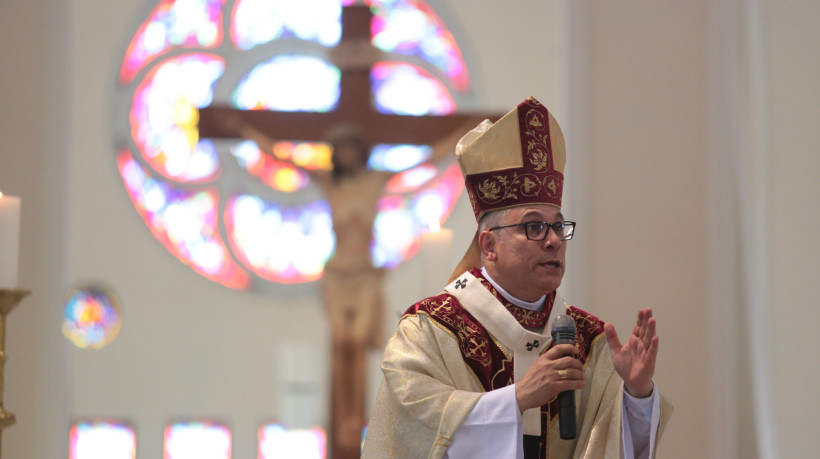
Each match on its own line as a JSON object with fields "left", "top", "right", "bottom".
{"left": 408, "top": 311, "right": 486, "bottom": 391}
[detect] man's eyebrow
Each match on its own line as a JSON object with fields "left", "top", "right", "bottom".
{"left": 520, "top": 211, "right": 564, "bottom": 221}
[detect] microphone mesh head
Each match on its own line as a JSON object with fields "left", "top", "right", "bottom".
{"left": 551, "top": 314, "right": 576, "bottom": 344}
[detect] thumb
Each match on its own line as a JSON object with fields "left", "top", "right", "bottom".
{"left": 603, "top": 323, "right": 621, "bottom": 352}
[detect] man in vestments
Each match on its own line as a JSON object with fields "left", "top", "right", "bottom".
{"left": 361, "top": 97, "right": 673, "bottom": 458}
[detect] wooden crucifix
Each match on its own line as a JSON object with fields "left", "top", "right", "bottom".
{"left": 198, "top": 4, "right": 500, "bottom": 458}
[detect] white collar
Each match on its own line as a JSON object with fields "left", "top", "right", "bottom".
{"left": 480, "top": 267, "right": 546, "bottom": 312}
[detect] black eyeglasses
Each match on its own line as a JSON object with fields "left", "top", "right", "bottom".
{"left": 488, "top": 221, "right": 576, "bottom": 241}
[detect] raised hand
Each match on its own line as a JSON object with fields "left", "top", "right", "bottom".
{"left": 603, "top": 307, "right": 658, "bottom": 398}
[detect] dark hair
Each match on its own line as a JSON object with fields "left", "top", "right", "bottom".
{"left": 478, "top": 208, "right": 512, "bottom": 232}
{"left": 328, "top": 124, "right": 370, "bottom": 181}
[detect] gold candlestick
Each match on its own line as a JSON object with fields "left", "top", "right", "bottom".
{"left": 0, "top": 288, "right": 29, "bottom": 458}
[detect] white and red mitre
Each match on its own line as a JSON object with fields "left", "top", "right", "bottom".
{"left": 456, "top": 97, "right": 566, "bottom": 221}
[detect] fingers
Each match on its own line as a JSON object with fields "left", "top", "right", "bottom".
{"left": 648, "top": 335, "right": 660, "bottom": 363}
{"left": 556, "top": 367, "right": 585, "bottom": 383}
{"left": 542, "top": 349, "right": 585, "bottom": 383}
{"left": 645, "top": 316, "right": 657, "bottom": 342}
{"left": 516, "top": 351, "right": 586, "bottom": 412}
{"left": 636, "top": 309, "right": 656, "bottom": 348}
{"left": 604, "top": 322, "right": 621, "bottom": 353}
{"left": 607, "top": 308, "right": 658, "bottom": 354}
{"left": 635, "top": 309, "right": 646, "bottom": 336}
{"left": 544, "top": 343, "right": 581, "bottom": 360}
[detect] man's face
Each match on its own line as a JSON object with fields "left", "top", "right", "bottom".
{"left": 480, "top": 205, "right": 568, "bottom": 302}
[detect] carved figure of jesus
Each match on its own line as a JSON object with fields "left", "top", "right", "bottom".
{"left": 228, "top": 117, "right": 466, "bottom": 458}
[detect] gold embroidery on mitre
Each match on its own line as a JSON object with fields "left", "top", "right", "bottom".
{"left": 546, "top": 178, "right": 558, "bottom": 195}
{"left": 522, "top": 176, "right": 538, "bottom": 194}
{"left": 522, "top": 107, "right": 552, "bottom": 173}
{"left": 529, "top": 146, "right": 549, "bottom": 171}
{"left": 478, "top": 177, "right": 502, "bottom": 200}
{"left": 528, "top": 111, "right": 544, "bottom": 129}
{"left": 476, "top": 171, "right": 561, "bottom": 205}
{"left": 520, "top": 174, "right": 541, "bottom": 197}
{"left": 477, "top": 175, "right": 528, "bottom": 204}
{"left": 468, "top": 189, "right": 477, "bottom": 209}
{"left": 503, "top": 176, "right": 520, "bottom": 200}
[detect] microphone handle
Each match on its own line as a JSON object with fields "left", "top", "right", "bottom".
{"left": 557, "top": 389, "right": 576, "bottom": 439}
{"left": 552, "top": 320, "right": 577, "bottom": 440}
{"left": 554, "top": 336, "right": 577, "bottom": 440}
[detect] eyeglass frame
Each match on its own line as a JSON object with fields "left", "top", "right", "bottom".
{"left": 487, "top": 220, "right": 576, "bottom": 241}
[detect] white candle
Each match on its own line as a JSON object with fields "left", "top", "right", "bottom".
{"left": 0, "top": 192, "right": 21, "bottom": 288}
{"left": 419, "top": 222, "right": 453, "bottom": 295}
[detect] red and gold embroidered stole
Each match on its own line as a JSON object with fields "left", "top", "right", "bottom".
{"left": 402, "top": 268, "right": 606, "bottom": 423}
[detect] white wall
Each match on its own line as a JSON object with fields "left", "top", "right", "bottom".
{"left": 0, "top": 1, "right": 69, "bottom": 458}
{"left": 762, "top": 0, "right": 820, "bottom": 457}
{"left": 1, "top": 0, "right": 817, "bottom": 458}
{"left": 567, "top": 2, "right": 713, "bottom": 456}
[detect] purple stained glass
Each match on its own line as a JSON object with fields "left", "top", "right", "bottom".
{"left": 115, "top": 0, "right": 473, "bottom": 287}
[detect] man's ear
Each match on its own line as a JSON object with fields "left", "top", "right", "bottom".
{"left": 478, "top": 230, "right": 497, "bottom": 261}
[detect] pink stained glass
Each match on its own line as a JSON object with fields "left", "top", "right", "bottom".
{"left": 225, "top": 195, "right": 334, "bottom": 284}
{"left": 120, "top": 0, "right": 228, "bottom": 85}
{"left": 373, "top": 161, "right": 463, "bottom": 268}
{"left": 130, "top": 53, "right": 225, "bottom": 183}
{"left": 229, "top": 140, "right": 312, "bottom": 193}
{"left": 384, "top": 164, "right": 437, "bottom": 194}
{"left": 258, "top": 424, "right": 326, "bottom": 459}
{"left": 117, "top": 150, "right": 251, "bottom": 289}
{"left": 231, "top": 0, "right": 343, "bottom": 50}
{"left": 116, "top": 0, "right": 473, "bottom": 286}
{"left": 164, "top": 421, "right": 231, "bottom": 459}
{"left": 70, "top": 421, "right": 136, "bottom": 459}
{"left": 232, "top": 55, "right": 340, "bottom": 112}
{"left": 371, "top": 61, "right": 456, "bottom": 115}
{"left": 370, "top": 0, "right": 470, "bottom": 91}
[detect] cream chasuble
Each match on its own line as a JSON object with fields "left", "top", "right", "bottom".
{"left": 362, "top": 270, "right": 673, "bottom": 459}
{"left": 443, "top": 271, "right": 560, "bottom": 436}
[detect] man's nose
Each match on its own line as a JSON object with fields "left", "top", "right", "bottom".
{"left": 543, "top": 226, "right": 562, "bottom": 248}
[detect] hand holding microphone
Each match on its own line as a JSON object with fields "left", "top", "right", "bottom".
{"left": 514, "top": 315, "right": 584, "bottom": 438}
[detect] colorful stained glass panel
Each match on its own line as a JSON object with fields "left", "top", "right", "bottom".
{"left": 130, "top": 54, "right": 225, "bottom": 182}
{"left": 118, "top": 150, "right": 251, "bottom": 289}
{"left": 371, "top": 0, "right": 469, "bottom": 90}
{"left": 70, "top": 421, "right": 136, "bottom": 459}
{"left": 62, "top": 285, "right": 123, "bottom": 350}
{"left": 116, "top": 0, "right": 472, "bottom": 287}
{"left": 164, "top": 421, "right": 231, "bottom": 459}
{"left": 371, "top": 62, "right": 456, "bottom": 115}
{"left": 120, "top": 0, "right": 227, "bottom": 84}
{"left": 232, "top": 55, "right": 340, "bottom": 112}
{"left": 258, "top": 424, "right": 326, "bottom": 459}
{"left": 232, "top": 0, "right": 343, "bottom": 50}
{"left": 226, "top": 195, "right": 334, "bottom": 283}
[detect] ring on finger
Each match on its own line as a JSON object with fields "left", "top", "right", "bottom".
{"left": 558, "top": 369, "right": 568, "bottom": 380}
